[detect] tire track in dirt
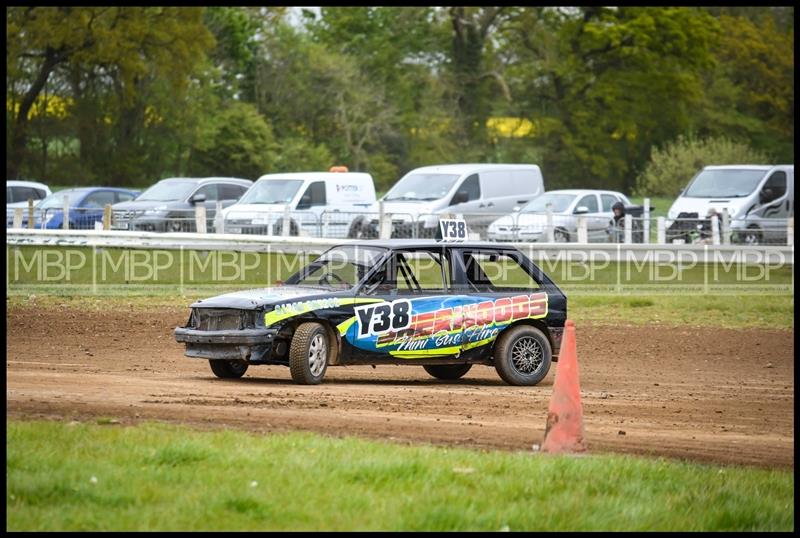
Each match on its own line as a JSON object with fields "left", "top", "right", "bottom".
{"left": 6, "top": 304, "right": 794, "bottom": 468}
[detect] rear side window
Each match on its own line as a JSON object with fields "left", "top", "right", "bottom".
{"left": 601, "top": 194, "right": 619, "bottom": 212}
{"left": 82, "top": 191, "right": 116, "bottom": 208}
{"left": 461, "top": 251, "right": 540, "bottom": 292}
{"left": 575, "top": 194, "right": 599, "bottom": 213}
{"left": 220, "top": 183, "right": 249, "bottom": 200}
{"left": 298, "top": 181, "right": 326, "bottom": 209}
{"left": 9, "top": 187, "right": 46, "bottom": 203}
{"left": 116, "top": 192, "right": 137, "bottom": 203}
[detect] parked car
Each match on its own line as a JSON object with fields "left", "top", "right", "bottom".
{"left": 666, "top": 165, "right": 794, "bottom": 245}
{"left": 486, "top": 189, "right": 632, "bottom": 242}
{"left": 221, "top": 167, "right": 376, "bottom": 237}
{"left": 174, "top": 233, "right": 567, "bottom": 386}
{"left": 24, "top": 187, "right": 140, "bottom": 229}
{"left": 348, "top": 164, "right": 545, "bottom": 239}
{"left": 6, "top": 180, "right": 51, "bottom": 226}
{"left": 111, "top": 177, "right": 252, "bottom": 232}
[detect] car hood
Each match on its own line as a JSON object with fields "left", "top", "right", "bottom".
{"left": 222, "top": 203, "right": 292, "bottom": 218}
{"left": 369, "top": 200, "right": 441, "bottom": 219}
{"left": 190, "top": 285, "right": 344, "bottom": 310}
{"left": 112, "top": 200, "right": 183, "bottom": 211}
{"left": 668, "top": 197, "right": 750, "bottom": 219}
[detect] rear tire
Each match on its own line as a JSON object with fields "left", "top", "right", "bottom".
{"left": 493, "top": 325, "right": 552, "bottom": 386}
{"left": 423, "top": 364, "right": 472, "bottom": 380}
{"left": 289, "top": 322, "right": 329, "bottom": 384}
{"left": 209, "top": 359, "right": 248, "bottom": 379}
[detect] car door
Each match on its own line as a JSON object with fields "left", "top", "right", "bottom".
{"left": 189, "top": 183, "right": 220, "bottom": 229}
{"left": 453, "top": 249, "right": 549, "bottom": 355}
{"left": 753, "top": 170, "right": 789, "bottom": 241}
{"left": 344, "top": 247, "right": 471, "bottom": 360}
{"left": 80, "top": 190, "right": 117, "bottom": 229}
{"left": 573, "top": 193, "right": 603, "bottom": 241}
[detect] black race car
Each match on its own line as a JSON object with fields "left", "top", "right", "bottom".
{"left": 174, "top": 238, "right": 567, "bottom": 386}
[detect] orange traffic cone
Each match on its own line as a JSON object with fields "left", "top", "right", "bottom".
{"left": 541, "top": 319, "right": 586, "bottom": 453}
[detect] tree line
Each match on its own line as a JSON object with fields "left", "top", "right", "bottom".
{"left": 6, "top": 7, "right": 794, "bottom": 195}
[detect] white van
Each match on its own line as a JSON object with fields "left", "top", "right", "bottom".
{"left": 349, "top": 163, "right": 545, "bottom": 238}
{"left": 666, "top": 165, "right": 794, "bottom": 245}
{"left": 221, "top": 168, "right": 376, "bottom": 237}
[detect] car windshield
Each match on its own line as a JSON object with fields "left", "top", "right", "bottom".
{"left": 137, "top": 180, "right": 197, "bottom": 202}
{"left": 239, "top": 179, "right": 303, "bottom": 205}
{"left": 286, "top": 245, "right": 387, "bottom": 289}
{"left": 383, "top": 173, "right": 460, "bottom": 202}
{"left": 684, "top": 169, "right": 767, "bottom": 198}
{"left": 521, "top": 193, "right": 576, "bottom": 213}
{"left": 37, "top": 189, "right": 85, "bottom": 209}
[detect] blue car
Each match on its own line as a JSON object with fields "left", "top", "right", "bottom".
{"left": 27, "top": 187, "right": 141, "bottom": 229}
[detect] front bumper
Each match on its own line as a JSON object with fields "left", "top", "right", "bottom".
{"left": 174, "top": 327, "right": 277, "bottom": 345}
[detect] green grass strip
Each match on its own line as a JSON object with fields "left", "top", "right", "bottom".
{"left": 7, "top": 420, "right": 794, "bottom": 531}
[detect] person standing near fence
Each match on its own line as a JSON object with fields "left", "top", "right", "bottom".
{"left": 607, "top": 202, "right": 626, "bottom": 242}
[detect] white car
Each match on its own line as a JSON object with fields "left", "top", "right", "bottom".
{"left": 487, "top": 189, "right": 632, "bottom": 242}
{"left": 7, "top": 180, "right": 52, "bottom": 225}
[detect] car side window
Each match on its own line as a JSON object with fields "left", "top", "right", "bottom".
{"left": 115, "top": 192, "right": 136, "bottom": 203}
{"left": 761, "top": 172, "right": 787, "bottom": 202}
{"left": 361, "top": 249, "right": 449, "bottom": 296}
{"left": 461, "top": 251, "right": 540, "bottom": 292}
{"left": 461, "top": 174, "right": 481, "bottom": 202}
{"left": 220, "top": 183, "right": 248, "bottom": 201}
{"left": 575, "top": 194, "right": 599, "bottom": 213}
{"left": 601, "top": 194, "right": 619, "bottom": 212}
{"left": 297, "top": 181, "right": 326, "bottom": 209}
{"left": 83, "top": 191, "right": 116, "bottom": 208}
{"left": 193, "top": 184, "right": 219, "bottom": 201}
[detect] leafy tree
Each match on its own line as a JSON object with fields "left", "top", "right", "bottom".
{"left": 634, "top": 135, "right": 772, "bottom": 197}
{"left": 188, "top": 101, "right": 277, "bottom": 180}
{"left": 6, "top": 7, "right": 214, "bottom": 181}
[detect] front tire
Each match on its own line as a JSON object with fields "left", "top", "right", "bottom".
{"left": 423, "top": 364, "right": 472, "bottom": 380}
{"left": 493, "top": 325, "right": 552, "bottom": 386}
{"left": 554, "top": 228, "right": 570, "bottom": 243}
{"left": 742, "top": 226, "right": 762, "bottom": 246}
{"left": 209, "top": 359, "right": 249, "bottom": 379}
{"left": 289, "top": 322, "right": 329, "bottom": 384}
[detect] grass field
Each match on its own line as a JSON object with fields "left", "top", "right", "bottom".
{"left": 6, "top": 420, "right": 794, "bottom": 532}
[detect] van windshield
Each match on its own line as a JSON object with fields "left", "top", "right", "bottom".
{"left": 239, "top": 179, "right": 303, "bottom": 205}
{"left": 384, "top": 173, "right": 460, "bottom": 202}
{"left": 684, "top": 169, "right": 766, "bottom": 198}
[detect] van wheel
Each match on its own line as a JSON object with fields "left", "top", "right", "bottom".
{"left": 273, "top": 219, "right": 299, "bottom": 236}
{"left": 423, "top": 364, "right": 472, "bottom": 380}
{"left": 554, "top": 228, "right": 571, "bottom": 243}
{"left": 347, "top": 216, "right": 375, "bottom": 239}
{"left": 209, "top": 359, "right": 248, "bottom": 379}
{"left": 493, "top": 325, "right": 552, "bottom": 386}
{"left": 289, "top": 322, "right": 329, "bottom": 384}
{"left": 743, "top": 226, "right": 761, "bottom": 246}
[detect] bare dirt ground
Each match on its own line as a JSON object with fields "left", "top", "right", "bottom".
{"left": 6, "top": 304, "right": 794, "bottom": 468}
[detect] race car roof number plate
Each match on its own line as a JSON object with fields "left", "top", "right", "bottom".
{"left": 438, "top": 218, "right": 467, "bottom": 242}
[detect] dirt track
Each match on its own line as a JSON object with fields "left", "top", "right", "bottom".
{"left": 6, "top": 304, "right": 794, "bottom": 468}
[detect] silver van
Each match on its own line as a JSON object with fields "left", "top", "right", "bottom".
{"left": 349, "top": 163, "right": 544, "bottom": 238}
{"left": 666, "top": 165, "right": 794, "bottom": 245}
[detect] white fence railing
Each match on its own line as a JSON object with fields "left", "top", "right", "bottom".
{"left": 7, "top": 204, "right": 794, "bottom": 246}
{"left": 5, "top": 228, "right": 794, "bottom": 266}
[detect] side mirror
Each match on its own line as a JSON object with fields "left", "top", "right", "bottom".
{"left": 759, "top": 188, "right": 774, "bottom": 204}
{"left": 297, "top": 194, "right": 312, "bottom": 210}
{"left": 190, "top": 193, "right": 207, "bottom": 204}
{"left": 573, "top": 206, "right": 590, "bottom": 215}
{"left": 451, "top": 190, "right": 469, "bottom": 206}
